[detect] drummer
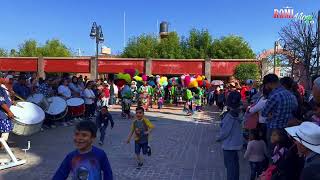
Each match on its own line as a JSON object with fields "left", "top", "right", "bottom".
{"left": 58, "top": 79, "right": 71, "bottom": 99}
{"left": 69, "top": 76, "right": 82, "bottom": 98}
{"left": 37, "top": 77, "right": 53, "bottom": 98}
{"left": 13, "top": 75, "right": 31, "bottom": 100}
{"left": 58, "top": 79, "right": 73, "bottom": 126}
{"left": 0, "top": 72, "right": 14, "bottom": 143}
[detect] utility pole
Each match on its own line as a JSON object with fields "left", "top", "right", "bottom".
{"left": 317, "top": 10, "right": 320, "bottom": 74}
{"left": 273, "top": 41, "right": 277, "bottom": 74}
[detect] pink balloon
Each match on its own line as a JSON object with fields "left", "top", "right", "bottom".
{"left": 142, "top": 74, "right": 147, "bottom": 81}
{"left": 184, "top": 76, "right": 191, "bottom": 87}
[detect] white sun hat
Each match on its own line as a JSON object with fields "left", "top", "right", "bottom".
{"left": 285, "top": 122, "right": 320, "bottom": 154}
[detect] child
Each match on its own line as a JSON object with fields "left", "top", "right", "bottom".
{"left": 53, "top": 121, "right": 113, "bottom": 180}
{"left": 101, "top": 83, "right": 110, "bottom": 107}
{"left": 158, "top": 95, "right": 164, "bottom": 109}
{"left": 259, "top": 129, "right": 293, "bottom": 180}
{"left": 126, "top": 107, "right": 155, "bottom": 169}
{"left": 244, "top": 130, "right": 268, "bottom": 180}
{"left": 96, "top": 106, "right": 114, "bottom": 145}
{"left": 216, "top": 91, "right": 243, "bottom": 180}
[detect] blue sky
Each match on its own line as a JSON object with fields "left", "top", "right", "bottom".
{"left": 0, "top": 0, "right": 319, "bottom": 56}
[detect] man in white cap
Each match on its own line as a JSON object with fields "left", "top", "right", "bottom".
{"left": 285, "top": 122, "right": 320, "bottom": 180}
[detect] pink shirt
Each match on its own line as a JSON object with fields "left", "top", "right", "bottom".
{"left": 244, "top": 140, "right": 268, "bottom": 162}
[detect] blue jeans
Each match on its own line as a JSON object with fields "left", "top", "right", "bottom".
{"left": 99, "top": 125, "right": 107, "bottom": 142}
{"left": 249, "top": 161, "right": 263, "bottom": 180}
{"left": 223, "top": 150, "right": 239, "bottom": 180}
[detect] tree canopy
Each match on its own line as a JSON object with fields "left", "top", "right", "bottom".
{"left": 234, "top": 63, "right": 260, "bottom": 82}
{"left": 122, "top": 34, "right": 159, "bottom": 58}
{"left": 0, "top": 48, "right": 7, "bottom": 57}
{"left": 157, "top": 32, "right": 183, "bottom": 59}
{"left": 121, "top": 29, "right": 255, "bottom": 59}
{"left": 0, "top": 39, "right": 72, "bottom": 57}
{"left": 211, "top": 35, "right": 256, "bottom": 59}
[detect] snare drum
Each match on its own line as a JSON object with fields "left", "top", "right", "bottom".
{"left": 66, "top": 98, "right": 85, "bottom": 117}
{"left": 27, "top": 93, "right": 50, "bottom": 111}
{"left": 10, "top": 102, "right": 45, "bottom": 136}
{"left": 45, "top": 96, "right": 68, "bottom": 120}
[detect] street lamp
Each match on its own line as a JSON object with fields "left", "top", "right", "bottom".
{"left": 90, "top": 22, "right": 104, "bottom": 79}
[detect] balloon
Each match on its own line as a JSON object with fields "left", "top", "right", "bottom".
{"left": 134, "top": 69, "right": 140, "bottom": 76}
{"left": 114, "top": 79, "right": 126, "bottom": 87}
{"left": 196, "top": 75, "right": 202, "bottom": 82}
{"left": 198, "top": 80, "right": 203, "bottom": 87}
{"left": 124, "top": 69, "right": 136, "bottom": 78}
{"left": 133, "top": 76, "right": 142, "bottom": 81}
{"left": 189, "top": 80, "right": 198, "bottom": 88}
{"left": 184, "top": 76, "right": 191, "bottom": 87}
{"left": 148, "top": 80, "right": 155, "bottom": 87}
{"left": 159, "top": 76, "right": 168, "bottom": 86}
{"left": 202, "top": 75, "right": 206, "bottom": 80}
{"left": 204, "top": 80, "right": 210, "bottom": 88}
{"left": 116, "top": 73, "right": 131, "bottom": 83}
{"left": 142, "top": 74, "right": 147, "bottom": 81}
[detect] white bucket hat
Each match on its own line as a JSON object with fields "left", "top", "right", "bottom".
{"left": 285, "top": 122, "right": 320, "bottom": 154}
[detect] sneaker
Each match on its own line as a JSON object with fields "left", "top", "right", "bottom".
{"left": 62, "top": 122, "right": 69, "bottom": 127}
{"left": 99, "top": 141, "right": 103, "bottom": 146}
{"left": 67, "top": 122, "right": 73, "bottom": 126}
{"left": 147, "top": 146, "right": 152, "bottom": 156}
{"left": 136, "top": 162, "right": 143, "bottom": 169}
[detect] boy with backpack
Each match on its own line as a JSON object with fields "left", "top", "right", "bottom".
{"left": 96, "top": 106, "right": 114, "bottom": 146}
{"left": 53, "top": 120, "right": 113, "bottom": 180}
{"left": 126, "top": 107, "right": 155, "bottom": 169}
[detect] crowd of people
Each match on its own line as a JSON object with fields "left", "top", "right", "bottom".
{"left": 1, "top": 70, "right": 320, "bottom": 180}
{"left": 216, "top": 73, "right": 320, "bottom": 180}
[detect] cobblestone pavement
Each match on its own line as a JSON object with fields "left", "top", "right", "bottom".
{"left": 1, "top": 105, "right": 249, "bottom": 180}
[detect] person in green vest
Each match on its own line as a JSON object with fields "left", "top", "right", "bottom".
{"left": 148, "top": 85, "right": 155, "bottom": 109}
{"left": 170, "top": 85, "right": 176, "bottom": 105}
{"left": 185, "top": 88, "right": 193, "bottom": 116}
{"left": 195, "top": 87, "right": 203, "bottom": 112}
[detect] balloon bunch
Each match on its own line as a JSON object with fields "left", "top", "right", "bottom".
{"left": 159, "top": 76, "right": 168, "bottom": 87}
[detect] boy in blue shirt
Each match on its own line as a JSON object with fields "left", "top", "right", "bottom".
{"left": 53, "top": 121, "right": 113, "bottom": 180}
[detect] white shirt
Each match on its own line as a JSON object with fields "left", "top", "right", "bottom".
{"left": 84, "top": 88, "right": 95, "bottom": 104}
{"left": 249, "top": 97, "right": 267, "bottom": 123}
{"left": 58, "top": 85, "right": 71, "bottom": 98}
{"left": 1, "top": 84, "right": 11, "bottom": 101}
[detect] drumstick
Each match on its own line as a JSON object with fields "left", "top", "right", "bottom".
{"left": 2, "top": 86, "right": 26, "bottom": 101}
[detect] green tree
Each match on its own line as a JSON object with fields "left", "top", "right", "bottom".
{"left": 40, "top": 39, "right": 72, "bottom": 57}
{"left": 182, "top": 29, "right": 212, "bottom": 59}
{"left": 17, "top": 39, "right": 72, "bottom": 57}
{"left": 234, "top": 63, "right": 260, "bottom": 82}
{"left": 0, "top": 48, "right": 7, "bottom": 57}
{"left": 157, "top": 32, "right": 184, "bottom": 59}
{"left": 122, "top": 34, "right": 159, "bottom": 58}
{"left": 211, "top": 35, "right": 256, "bottom": 59}
{"left": 18, "top": 39, "right": 41, "bottom": 57}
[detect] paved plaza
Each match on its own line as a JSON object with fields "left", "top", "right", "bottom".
{"left": 1, "top": 105, "right": 249, "bottom": 180}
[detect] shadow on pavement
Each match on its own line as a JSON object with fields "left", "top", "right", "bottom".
{"left": 1, "top": 108, "right": 249, "bottom": 180}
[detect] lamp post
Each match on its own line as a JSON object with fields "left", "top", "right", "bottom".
{"left": 90, "top": 22, "right": 104, "bottom": 80}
